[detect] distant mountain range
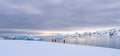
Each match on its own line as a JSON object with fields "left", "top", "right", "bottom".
{"left": 1, "top": 28, "right": 120, "bottom": 38}
{"left": 71, "top": 28, "right": 120, "bottom": 38}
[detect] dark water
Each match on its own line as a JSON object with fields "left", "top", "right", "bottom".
{"left": 1, "top": 36, "right": 120, "bottom": 49}
{"left": 65, "top": 37, "right": 120, "bottom": 49}
{"left": 42, "top": 37, "right": 120, "bottom": 49}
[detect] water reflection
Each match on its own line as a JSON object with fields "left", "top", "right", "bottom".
{"left": 1, "top": 36, "right": 120, "bottom": 49}
{"left": 43, "top": 37, "right": 120, "bottom": 49}
{"left": 65, "top": 37, "right": 120, "bottom": 49}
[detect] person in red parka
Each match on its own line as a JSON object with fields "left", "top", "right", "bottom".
{"left": 52, "top": 38, "right": 56, "bottom": 42}
{"left": 63, "top": 39, "right": 66, "bottom": 43}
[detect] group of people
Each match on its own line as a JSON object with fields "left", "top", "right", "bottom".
{"left": 52, "top": 38, "right": 66, "bottom": 43}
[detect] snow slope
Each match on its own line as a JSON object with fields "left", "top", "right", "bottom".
{"left": 0, "top": 40, "right": 120, "bottom": 56}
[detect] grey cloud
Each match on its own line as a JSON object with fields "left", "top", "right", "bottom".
{"left": 0, "top": 0, "right": 120, "bottom": 31}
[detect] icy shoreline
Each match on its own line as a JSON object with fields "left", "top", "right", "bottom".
{"left": 0, "top": 40, "right": 120, "bottom": 56}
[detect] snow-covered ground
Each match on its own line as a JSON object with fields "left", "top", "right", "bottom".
{"left": 0, "top": 40, "right": 120, "bottom": 56}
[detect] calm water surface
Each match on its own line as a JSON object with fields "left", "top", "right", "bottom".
{"left": 42, "top": 37, "right": 120, "bottom": 49}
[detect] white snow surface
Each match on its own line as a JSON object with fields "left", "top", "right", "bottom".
{"left": 0, "top": 40, "right": 120, "bottom": 56}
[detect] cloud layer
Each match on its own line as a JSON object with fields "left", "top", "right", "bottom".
{"left": 0, "top": 0, "right": 120, "bottom": 31}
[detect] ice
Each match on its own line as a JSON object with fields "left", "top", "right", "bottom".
{"left": 0, "top": 40, "right": 120, "bottom": 56}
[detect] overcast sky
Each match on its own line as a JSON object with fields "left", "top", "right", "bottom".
{"left": 0, "top": 0, "right": 120, "bottom": 33}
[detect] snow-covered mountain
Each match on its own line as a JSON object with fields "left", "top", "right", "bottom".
{"left": 80, "top": 28, "right": 120, "bottom": 37}
{"left": 1, "top": 28, "right": 120, "bottom": 38}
